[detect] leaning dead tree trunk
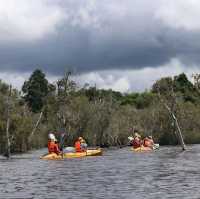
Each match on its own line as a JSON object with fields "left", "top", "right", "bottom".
{"left": 156, "top": 82, "right": 186, "bottom": 151}
{"left": 5, "top": 85, "right": 12, "bottom": 158}
{"left": 28, "top": 111, "right": 43, "bottom": 144}
{"left": 164, "top": 103, "right": 186, "bottom": 150}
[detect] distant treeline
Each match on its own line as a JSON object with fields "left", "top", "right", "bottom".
{"left": 1, "top": 70, "right": 200, "bottom": 154}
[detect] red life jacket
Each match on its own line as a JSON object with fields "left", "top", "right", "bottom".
{"left": 48, "top": 141, "right": 60, "bottom": 154}
{"left": 132, "top": 138, "right": 142, "bottom": 149}
{"left": 75, "top": 140, "right": 86, "bottom": 152}
{"left": 75, "top": 141, "right": 82, "bottom": 152}
{"left": 143, "top": 138, "right": 154, "bottom": 147}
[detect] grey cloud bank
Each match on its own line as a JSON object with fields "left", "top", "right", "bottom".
{"left": 0, "top": 0, "right": 200, "bottom": 73}
{"left": 0, "top": 0, "right": 200, "bottom": 91}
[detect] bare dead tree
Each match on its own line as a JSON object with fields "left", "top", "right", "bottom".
{"left": 28, "top": 110, "right": 43, "bottom": 144}
{"left": 155, "top": 82, "right": 186, "bottom": 150}
{"left": 163, "top": 103, "right": 186, "bottom": 150}
{"left": 5, "top": 85, "right": 12, "bottom": 158}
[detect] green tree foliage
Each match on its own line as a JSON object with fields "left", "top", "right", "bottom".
{"left": 152, "top": 77, "right": 174, "bottom": 95}
{"left": 121, "top": 92, "right": 155, "bottom": 109}
{"left": 1, "top": 71, "right": 200, "bottom": 155}
{"left": 81, "top": 86, "right": 123, "bottom": 104}
{"left": 174, "top": 73, "right": 200, "bottom": 103}
{"left": 0, "top": 80, "right": 9, "bottom": 94}
{"left": 152, "top": 73, "right": 200, "bottom": 103}
{"left": 193, "top": 73, "right": 200, "bottom": 90}
{"left": 22, "top": 69, "right": 49, "bottom": 113}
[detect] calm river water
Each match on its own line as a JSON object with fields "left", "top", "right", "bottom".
{"left": 0, "top": 145, "right": 200, "bottom": 199}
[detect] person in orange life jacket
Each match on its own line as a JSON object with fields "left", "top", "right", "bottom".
{"left": 75, "top": 137, "right": 87, "bottom": 152}
{"left": 143, "top": 135, "right": 154, "bottom": 149}
{"left": 132, "top": 133, "right": 142, "bottom": 149}
{"left": 48, "top": 133, "right": 61, "bottom": 155}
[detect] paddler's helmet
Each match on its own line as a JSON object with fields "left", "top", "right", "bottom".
{"left": 48, "top": 133, "right": 56, "bottom": 141}
{"left": 134, "top": 133, "right": 141, "bottom": 138}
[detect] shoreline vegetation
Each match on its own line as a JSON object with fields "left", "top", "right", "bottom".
{"left": 1, "top": 69, "right": 200, "bottom": 156}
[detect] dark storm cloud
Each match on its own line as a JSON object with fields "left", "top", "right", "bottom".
{"left": 0, "top": 0, "right": 200, "bottom": 75}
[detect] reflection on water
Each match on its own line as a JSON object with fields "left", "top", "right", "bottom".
{"left": 0, "top": 145, "right": 200, "bottom": 199}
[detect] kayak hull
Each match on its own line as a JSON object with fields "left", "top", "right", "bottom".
{"left": 131, "top": 143, "right": 159, "bottom": 152}
{"left": 131, "top": 146, "right": 153, "bottom": 152}
{"left": 40, "top": 148, "right": 102, "bottom": 160}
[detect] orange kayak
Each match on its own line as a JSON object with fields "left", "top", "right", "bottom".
{"left": 40, "top": 148, "right": 102, "bottom": 160}
{"left": 131, "top": 144, "right": 159, "bottom": 152}
{"left": 131, "top": 146, "right": 153, "bottom": 152}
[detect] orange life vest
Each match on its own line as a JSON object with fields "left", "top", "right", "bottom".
{"left": 48, "top": 141, "right": 60, "bottom": 154}
{"left": 143, "top": 138, "right": 154, "bottom": 148}
{"left": 132, "top": 137, "right": 142, "bottom": 149}
{"left": 75, "top": 140, "right": 86, "bottom": 152}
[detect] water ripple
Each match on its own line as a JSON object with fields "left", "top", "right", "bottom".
{"left": 0, "top": 146, "right": 200, "bottom": 198}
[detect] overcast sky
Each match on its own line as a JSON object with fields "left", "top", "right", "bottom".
{"left": 0, "top": 0, "right": 200, "bottom": 92}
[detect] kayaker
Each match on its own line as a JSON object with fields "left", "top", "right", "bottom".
{"left": 48, "top": 133, "right": 60, "bottom": 154}
{"left": 75, "top": 137, "right": 86, "bottom": 152}
{"left": 80, "top": 137, "right": 88, "bottom": 150}
{"left": 143, "top": 135, "right": 154, "bottom": 149}
{"left": 132, "top": 133, "right": 142, "bottom": 149}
